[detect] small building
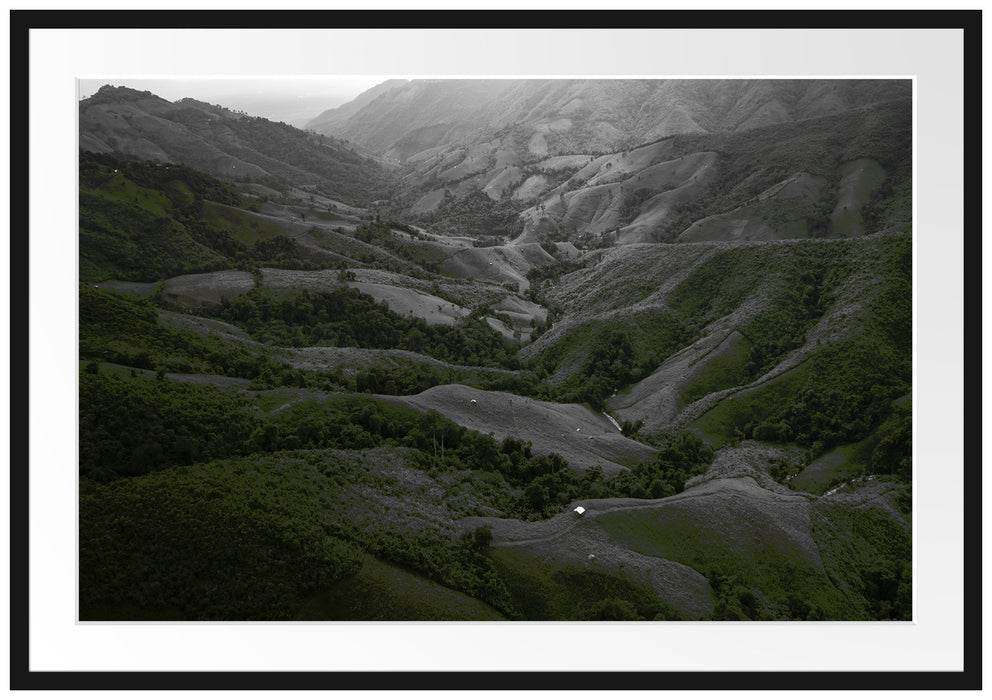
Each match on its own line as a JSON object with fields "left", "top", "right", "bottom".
{"left": 573, "top": 506, "right": 586, "bottom": 516}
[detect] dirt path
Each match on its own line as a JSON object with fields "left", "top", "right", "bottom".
{"left": 496, "top": 515, "right": 586, "bottom": 548}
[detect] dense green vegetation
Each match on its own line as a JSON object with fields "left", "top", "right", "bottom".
{"left": 199, "top": 201, "right": 283, "bottom": 245}
{"left": 81, "top": 370, "right": 588, "bottom": 519}
{"left": 81, "top": 151, "right": 245, "bottom": 206}
{"left": 80, "top": 446, "right": 528, "bottom": 620}
{"left": 79, "top": 285, "right": 310, "bottom": 383}
{"left": 307, "top": 225, "right": 427, "bottom": 276}
{"left": 608, "top": 431, "right": 715, "bottom": 499}
{"left": 79, "top": 364, "right": 724, "bottom": 618}
{"left": 80, "top": 372, "right": 261, "bottom": 481}
{"left": 672, "top": 236, "right": 911, "bottom": 459}
{"left": 678, "top": 331, "right": 753, "bottom": 407}
{"left": 80, "top": 466, "right": 363, "bottom": 620}
{"left": 784, "top": 397, "right": 911, "bottom": 496}
{"left": 314, "top": 554, "right": 508, "bottom": 621}
{"left": 745, "top": 341, "right": 909, "bottom": 455}
{"left": 211, "top": 286, "right": 521, "bottom": 369}
{"left": 667, "top": 245, "right": 839, "bottom": 371}
{"left": 79, "top": 187, "right": 224, "bottom": 283}
{"left": 81, "top": 284, "right": 540, "bottom": 399}
{"left": 537, "top": 316, "right": 692, "bottom": 410}
{"left": 79, "top": 152, "right": 339, "bottom": 282}
{"left": 491, "top": 549, "right": 683, "bottom": 621}
{"left": 352, "top": 219, "right": 453, "bottom": 273}
{"left": 809, "top": 487, "right": 912, "bottom": 621}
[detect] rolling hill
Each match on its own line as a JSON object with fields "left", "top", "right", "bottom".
{"left": 78, "top": 79, "right": 913, "bottom": 622}
{"left": 80, "top": 85, "right": 393, "bottom": 206}
{"left": 392, "top": 384, "right": 656, "bottom": 475}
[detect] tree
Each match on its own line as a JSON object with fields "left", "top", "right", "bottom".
{"left": 462, "top": 525, "right": 493, "bottom": 552}
{"left": 406, "top": 327, "right": 426, "bottom": 353}
{"left": 524, "top": 481, "right": 549, "bottom": 511}
{"left": 621, "top": 419, "right": 643, "bottom": 437}
{"left": 648, "top": 479, "right": 676, "bottom": 499}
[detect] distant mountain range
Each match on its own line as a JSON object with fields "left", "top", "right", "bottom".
{"left": 306, "top": 79, "right": 911, "bottom": 161}
{"left": 79, "top": 85, "right": 392, "bottom": 206}
{"left": 80, "top": 80, "right": 912, "bottom": 245}
{"left": 303, "top": 78, "right": 912, "bottom": 245}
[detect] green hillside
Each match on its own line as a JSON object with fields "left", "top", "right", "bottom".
{"left": 79, "top": 151, "right": 297, "bottom": 282}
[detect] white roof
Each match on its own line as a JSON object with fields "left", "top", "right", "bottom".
{"left": 573, "top": 506, "right": 586, "bottom": 515}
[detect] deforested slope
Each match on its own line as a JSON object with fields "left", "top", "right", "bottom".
{"left": 307, "top": 79, "right": 910, "bottom": 247}
{"left": 524, "top": 234, "right": 910, "bottom": 454}
{"left": 311, "top": 79, "right": 910, "bottom": 162}
{"left": 515, "top": 97, "right": 910, "bottom": 246}
{"left": 394, "top": 384, "right": 657, "bottom": 474}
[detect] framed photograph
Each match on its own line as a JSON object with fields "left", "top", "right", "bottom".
{"left": 9, "top": 7, "right": 981, "bottom": 693}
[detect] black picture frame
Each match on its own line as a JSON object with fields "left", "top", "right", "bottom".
{"left": 9, "top": 8, "right": 982, "bottom": 692}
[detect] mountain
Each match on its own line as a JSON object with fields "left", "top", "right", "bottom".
{"left": 306, "top": 78, "right": 410, "bottom": 135}
{"left": 79, "top": 85, "right": 393, "bottom": 206}
{"left": 309, "top": 78, "right": 910, "bottom": 160}
{"left": 511, "top": 98, "right": 912, "bottom": 246}
{"left": 522, "top": 234, "right": 911, "bottom": 446}
{"left": 306, "top": 79, "right": 911, "bottom": 244}
{"left": 77, "top": 79, "right": 913, "bottom": 623}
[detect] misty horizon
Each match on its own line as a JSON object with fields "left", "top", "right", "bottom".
{"left": 78, "top": 77, "right": 392, "bottom": 126}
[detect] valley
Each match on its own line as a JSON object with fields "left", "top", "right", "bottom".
{"left": 78, "top": 79, "right": 912, "bottom": 622}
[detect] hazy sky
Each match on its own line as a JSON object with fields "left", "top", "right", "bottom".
{"left": 78, "top": 77, "right": 391, "bottom": 127}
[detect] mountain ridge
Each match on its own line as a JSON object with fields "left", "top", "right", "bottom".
{"left": 80, "top": 84, "right": 392, "bottom": 206}
{"left": 309, "top": 78, "right": 911, "bottom": 161}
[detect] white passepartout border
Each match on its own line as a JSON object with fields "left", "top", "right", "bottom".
{"left": 27, "top": 25, "right": 962, "bottom": 673}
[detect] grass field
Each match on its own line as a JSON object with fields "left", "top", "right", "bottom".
{"left": 790, "top": 437, "right": 874, "bottom": 495}
{"left": 201, "top": 201, "right": 285, "bottom": 245}
{"left": 489, "top": 545, "right": 685, "bottom": 620}
{"left": 679, "top": 330, "right": 753, "bottom": 407}
{"left": 84, "top": 171, "right": 175, "bottom": 218}
{"left": 592, "top": 480, "right": 851, "bottom": 617}
{"left": 689, "top": 361, "right": 813, "bottom": 446}
{"left": 255, "top": 388, "right": 309, "bottom": 413}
